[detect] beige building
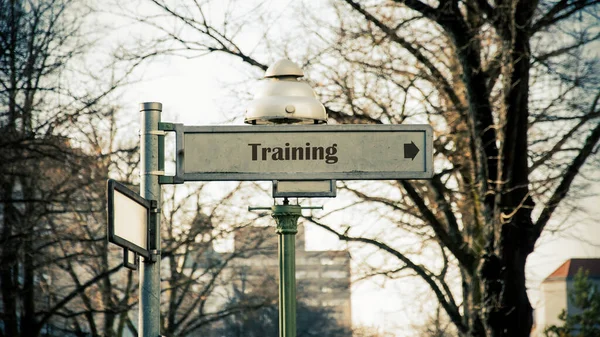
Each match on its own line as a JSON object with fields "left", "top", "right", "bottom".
{"left": 533, "top": 258, "right": 600, "bottom": 336}
{"left": 229, "top": 225, "right": 352, "bottom": 329}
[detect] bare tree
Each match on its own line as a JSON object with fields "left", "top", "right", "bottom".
{"left": 157, "top": 182, "right": 280, "bottom": 336}
{"left": 0, "top": 1, "right": 139, "bottom": 336}
{"left": 123, "top": 0, "right": 600, "bottom": 336}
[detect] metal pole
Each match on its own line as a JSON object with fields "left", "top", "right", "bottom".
{"left": 140, "top": 102, "right": 162, "bottom": 337}
{"left": 271, "top": 201, "right": 301, "bottom": 337}
{"left": 248, "top": 203, "right": 321, "bottom": 337}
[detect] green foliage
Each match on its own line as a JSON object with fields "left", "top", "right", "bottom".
{"left": 544, "top": 268, "right": 600, "bottom": 337}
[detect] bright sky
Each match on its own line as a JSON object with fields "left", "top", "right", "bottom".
{"left": 105, "top": 1, "right": 600, "bottom": 335}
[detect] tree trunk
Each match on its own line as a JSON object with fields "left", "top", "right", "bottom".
{"left": 21, "top": 184, "right": 37, "bottom": 337}
{"left": 0, "top": 180, "right": 19, "bottom": 337}
{"left": 102, "top": 239, "right": 116, "bottom": 337}
{"left": 498, "top": 222, "right": 534, "bottom": 337}
{"left": 490, "top": 0, "right": 538, "bottom": 335}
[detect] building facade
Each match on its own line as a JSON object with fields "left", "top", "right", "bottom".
{"left": 229, "top": 224, "right": 352, "bottom": 329}
{"left": 533, "top": 258, "right": 600, "bottom": 336}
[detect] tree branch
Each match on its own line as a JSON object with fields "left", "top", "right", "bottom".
{"left": 402, "top": 181, "right": 476, "bottom": 271}
{"left": 391, "top": 0, "right": 438, "bottom": 20}
{"left": 534, "top": 119, "right": 600, "bottom": 239}
{"left": 37, "top": 264, "right": 124, "bottom": 330}
{"left": 305, "top": 217, "right": 467, "bottom": 334}
{"left": 532, "top": 0, "right": 600, "bottom": 32}
{"left": 430, "top": 174, "right": 462, "bottom": 244}
{"left": 530, "top": 101, "right": 599, "bottom": 173}
{"left": 342, "top": 0, "right": 465, "bottom": 114}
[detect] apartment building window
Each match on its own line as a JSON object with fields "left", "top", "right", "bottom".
{"left": 322, "top": 270, "right": 347, "bottom": 279}
{"left": 301, "top": 257, "right": 320, "bottom": 265}
{"left": 320, "top": 258, "right": 335, "bottom": 265}
{"left": 296, "top": 270, "right": 319, "bottom": 279}
{"left": 322, "top": 299, "right": 346, "bottom": 307}
{"left": 333, "top": 257, "right": 347, "bottom": 264}
{"left": 303, "top": 298, "right": 320, "bottom": 306}
{"left": 330, "top": 312, "right": 343, "bottom": 321}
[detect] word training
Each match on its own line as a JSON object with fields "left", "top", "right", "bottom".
{"left": 248, "top": 143, "right": 338, "bottom": 164}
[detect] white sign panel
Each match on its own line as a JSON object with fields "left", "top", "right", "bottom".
{"left": 113, "top": 191, "right": 147, "bottom": 248}
{"left": 107, "top": 180, "right": 151, "bottom": 258}
{"left": 273, "top": 180, "right": 336, "bottom": 198}
{"left": 176, "top": 125, "right": 433, "bottom": 181}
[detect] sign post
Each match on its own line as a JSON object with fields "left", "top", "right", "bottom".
{"left": 139, "top": 102, "right": 162, "bottom": 337}
{"left": 151, "top": 123, "right": 433, "bottom": 337}
{"left": 248, "top": 202, "right": 323, "bottom": 337}
{"left": 106, "top": 103, "right": 162, "bottom": 337}
{"left": 107, "top": 59, "right": 434, "bottom": 337}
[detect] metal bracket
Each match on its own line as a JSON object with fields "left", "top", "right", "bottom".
{"left": 146, "top": 200, "right": 160, "bottom": 259}
{"left": 144, "top": 130, "right": 167, "bottom": 136}
{"left": 248, "top": 200, "right": 322, "bottom": 235}
{"left": 248, "top": 199, "right": 323, "bottom": 213}
{"left": 158, "top": 122, "right": 175, "bottom": 131}
{"left": 144, "top": 171, "right": 165, "bottom": 176}
{"left": 123, "top": 248, "right": 138, "bottom": 270}
{"left": 157, "top": 123, "right": 185, "bottom": 184}
{"left": 145, "top": 249, "right": 161, "bottom": 263}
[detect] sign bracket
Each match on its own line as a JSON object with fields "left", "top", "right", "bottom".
{"left": 145, "top": 200, "right": 160, "bottom": 263}
{"left": 123, "top": 248, "right": 138, "bottom": 270}
{"left": 158, "top": 122, "right": 185, "bottom": 185}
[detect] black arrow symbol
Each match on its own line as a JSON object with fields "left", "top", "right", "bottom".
{"left": 404, "top": 141, "right": 419, "bottom": 160}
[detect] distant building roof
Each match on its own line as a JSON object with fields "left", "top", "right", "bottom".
{"left": 544, "top": 258, "right": 600, "bottom": 282}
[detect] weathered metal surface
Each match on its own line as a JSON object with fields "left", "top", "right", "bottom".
{"left": 177, "top": 124, "right": 433, "bottom": 181}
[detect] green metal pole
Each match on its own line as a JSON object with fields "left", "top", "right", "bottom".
{"left": 272, "top": 202, "right": 301, "bottom": 337}
{"left": 248, "top": 202, "right": 321, "bottom": 337}
{"left": 140, "top": 102, "right": 162, "bottom": 337}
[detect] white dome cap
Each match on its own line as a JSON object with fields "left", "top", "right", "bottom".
{"left": 245, "top": 59, "right": 327, "bottom": 125}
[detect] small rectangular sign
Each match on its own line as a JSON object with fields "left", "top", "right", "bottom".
{"left": 273, "top": 180, "right": 336, "bottom": 198}
{"left": 175, "top": 124, "right": 433, "bottom": 181}
{"left": 107, "top": 180, "right": 151, "bottom": 258}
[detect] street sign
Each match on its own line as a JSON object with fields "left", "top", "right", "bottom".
{"left": 273, "top": 180, "right": 337, "bottom": 198}
{"left": 170, "top": 124, "right": 433, "bottom": 181}
{"left": 107, "top": 179, "right": 151, "bottom": 259}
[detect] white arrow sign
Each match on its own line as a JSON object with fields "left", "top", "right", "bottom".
{"left": 173, "top": 124, "right": 433, "bottom": 181}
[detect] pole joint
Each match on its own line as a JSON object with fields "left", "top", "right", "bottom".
{"left": 145, "top": 250, "right": 161, "bottom": 263}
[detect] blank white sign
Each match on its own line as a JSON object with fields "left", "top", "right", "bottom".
{"left": 277, "top": 180, "right": 332, "bottom": 193}
{"left": 113, "top": 189, "right": 147, "bottom": 250}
